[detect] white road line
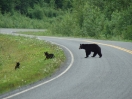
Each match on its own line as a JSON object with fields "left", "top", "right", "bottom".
{"left": 3, "top": 41, "right": 74, "bottom": 99}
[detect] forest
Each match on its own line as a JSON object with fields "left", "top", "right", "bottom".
{"left": 0, "top": 0, "right": 132, "bottom": 40}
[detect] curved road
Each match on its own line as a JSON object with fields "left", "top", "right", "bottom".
{"left": 0, "top": 29, "right": 132, "bottom": 99}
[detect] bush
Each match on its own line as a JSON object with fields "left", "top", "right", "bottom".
{"left": 123, "top": 25, "right": 132, "bottom": 40}
{"left": 27, "top": 5, "right": 44, "bottom": 20}
{"left": 0, "top": 12, "right": 50, "bottom": 29}
{"left": 50, "top": 12, "right": 80, "bottom": 36}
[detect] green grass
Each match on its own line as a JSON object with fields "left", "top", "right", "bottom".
{"left": 0, "top": 34, "right": 65, "bottom": 94}
{"left": 19, "top": 31, "right": 132, "bottom": 42}
{"left": 18, "top": 30, "right": 65, "bottom": 37}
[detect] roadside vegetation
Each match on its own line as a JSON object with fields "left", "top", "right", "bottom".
{"left": 0, "top": 34, "right": 65, "bottom": 94}
{"left": 19, "top": 31, "right": 132, "bottom": 42}
{"left": 0, "top": 0, "right": 132, "bottom": 41}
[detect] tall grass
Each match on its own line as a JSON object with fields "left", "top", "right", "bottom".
{"left": 0, "top": 34, "right": 65, "bottom": 94}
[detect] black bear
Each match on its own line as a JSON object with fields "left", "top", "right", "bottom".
{"left": 15, "top": 62, "right": 20, "bottom": 70}
{"left": 79, "top": 44, "right": 102, "bottom": 58}
{"left": 44, "top": 52, "right": 55, "bottom": 60}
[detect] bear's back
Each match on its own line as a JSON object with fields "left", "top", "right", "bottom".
{"left": 80, "top": 44, "right": 100, "bottom": 50}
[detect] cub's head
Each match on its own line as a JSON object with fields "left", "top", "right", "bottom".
{"left": 79, "top": 44, "right": 84, "bottom": 49}
{"left": 44, "top": 52, "right": 48, "bottom": 56}
{"left": 16, "top": 62, "right": 20, "bottom": 66}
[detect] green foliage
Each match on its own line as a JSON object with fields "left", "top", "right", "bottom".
{"left": 27, "top": 5, "right": 44, "bottom": 19}
{"left": 123, "top": 25, "right": 132, "bottom": 40}
{"left": 50, "top": 0, "right": 132, "bottom": 41}
{"left": 50, "top": 12, "right": 80, "bottom": 36}
{"left": 81, "top": 3, "right": 104, "bottom": 38}
{"left": 27, "top": 4, "right": 62, "bottom": 19}
{"left": 0, "top": 0, "right": 15, "bottom": 14}
{"left": 0, "top": 12, "right": 50, "bottom": 28}
{"left": 0, "top": 0, "right": 72, "bottom": 15}
{"left": 0, "top": 0, "right": 132, "bottom": 41}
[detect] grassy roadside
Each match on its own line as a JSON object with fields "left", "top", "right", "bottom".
{"left": 0, "top": 34, "right": 65, "bottom": 94}
{"left": 19, "top": 31, "right": 132, "bottom": 42}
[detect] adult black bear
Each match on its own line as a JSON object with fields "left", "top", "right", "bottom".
{"left": 79, "top": 44, "right": 102, "bottom": 58}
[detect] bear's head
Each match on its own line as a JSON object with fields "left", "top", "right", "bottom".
{"left": 79, "top": 44, "right": 85, "bottom": 49}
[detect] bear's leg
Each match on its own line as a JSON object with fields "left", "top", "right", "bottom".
{"left": 85, "top": 50, "right": 90, "bottom": 58}
{"left": 98, "top": 52, "right": 102, "bottom": 58}
{"left": 97, "top": 47, "right": 102, "bottom": 58}
{"left": 92, "top": 52, "right": 97, "bottom": 57}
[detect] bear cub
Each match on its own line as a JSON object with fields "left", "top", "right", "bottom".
{"left": 44, "top": 52, "right": 55, "bottom": 60}
{"left": 79, "top": 44, "right": 102, "bottom": 58}
{"left": 15, "top": 62, "right": 20, "bottom": 70}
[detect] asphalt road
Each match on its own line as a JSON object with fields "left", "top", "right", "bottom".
{"left": 0, "top": 29, "right": 132, "bottom": 99}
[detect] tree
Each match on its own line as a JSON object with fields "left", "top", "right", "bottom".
{"left": 0, "top": 0, "right": 15, "bottom": 14}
